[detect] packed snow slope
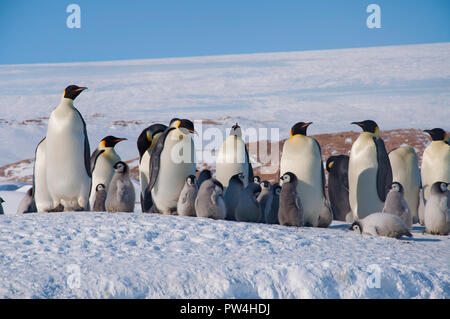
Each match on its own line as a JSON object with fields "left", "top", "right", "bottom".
{"left": 0, "top": 210, "right": 448, "bottom": 299}
{"left": 0, "top": 43, "right": 449, "bottom": 166}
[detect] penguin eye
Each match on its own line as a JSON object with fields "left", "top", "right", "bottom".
{"left": 440, "top": 183, "right": 448, "bottom": 192}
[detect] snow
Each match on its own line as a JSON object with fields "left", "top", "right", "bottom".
{"left": 0, "top": 43, "right": 449, "bottom": 166}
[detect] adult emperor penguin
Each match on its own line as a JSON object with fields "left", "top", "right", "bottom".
{"left": 278, "top": 172, "right": 303, "bottom": 227}
{"left": 349, "top": 213, "right": 412, "bottom": 239}
{"left": 382, "top": 182, "right": 412, "bottom": 230}
{"left": 348, "top": 120, "right": 392, "bottom": 220}
{"left": 17, "top": 188, "right": 37, "bottom": 214}
{"left": 424, "top": 182, "right": 449, "bottom": 235}
{"left": 326, "top": 155, "right": 351, "bottom": 222}
{"left": 388, "top": 146, "right": 420, "bottom": 223}
{"left": 280, "top": 122, "right": 331, "bottom": 227}
{"left": 195, "top": 178, "right": 227, "bottom": 219}
{"left": 177, "top": 175, "right": 198, "bottom": 217}
{"left": 45, "top": 85, "right": 91, "bottom": 211}
{"left": 223, "top": 173, "right": 245, "bottom": 220}
{"left": 137, "top": 123, "right": 168, "bottom": 212}
{"left": 105, "top": 162, "right": 135, "bottom": 212}
{"left": 145, "top": 119, "right": 197, "bottom": 214}
{"left": 89, "top": 136, "right": 127, "bottom": 209}
{"left": 216, "top": 123, "right": 253, "bottom": 189}
{"left": 33, "top": 138, "right": 55, "bottom": 212}
{"left": 421, "top": 128, "right": 450, "bottom": 203}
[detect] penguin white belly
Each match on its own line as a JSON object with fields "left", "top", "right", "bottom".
{"left": 34, "top": 139, "right": 53, "bottom": 212}
{"left": 216, "top": 136, "right": 249, "bottom": 188}
{"left": 424, "top": 196, "right": 450, "bottom": 234}
{"left": 89, "top": 150, "right": 121, "bottom": 208}
{"left": 421, "top": 142, "right": 450, "bottom": 201}
{"left": 139, "top": 151, "right": 151, "bottom": 197}
{"left": 280, "top": 135, "right": 325, "bottom": 227}
{"left": 389, "top": 146, "right": 420, "bottom": 223}
{"left": 46, "top": 106, "right": 90, "bottom": 210}
{"left": 349, "top": 133, "right": 383, "bottom": 220}
{"left": 152, "top": 131, "right": 196, "bottom": 214}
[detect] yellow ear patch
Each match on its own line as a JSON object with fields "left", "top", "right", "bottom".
{"left": 100, "top": 140, "right": 106, "bottom": 149}
{"left": 374, "top": 126, "right": 379, "bottom": 136}
{"left": 290, "top": 129, "right": 293, "bottom": 137}
{"left": 328, "top": 162, "right": 334, "bottom": 169}
{"left": 176, "top": 120, "right": 181, "bottom": 128}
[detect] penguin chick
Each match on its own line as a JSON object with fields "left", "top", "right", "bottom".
{"left": 195, "top": 178, "right": 227, "bottom": 219}
{"left": 382, "top": 182, "right": 412, "bottom": 229}
{"left": 326, "top": 155, "right": 351, "bottom": 221}
{"left": 253, "top": 176, "right": 261, "bottom": 184}
{"left": 235, "top": 182, "right": 262, "bottom": 223}
{"left": 257, "top": 180, "right": 273, "bottom": 223}
{"left": 349, "top": 213, "right": 412, "bottom": 239}
{"left": 105, "top": 161, "right": 135, "bottom": 212}
{"left": 92, "top": 183, "right": 107, "bottom": 212}
{"left": 265, "top": 183, "right": 281, "bottom": 224}
{"left": 224, "top": 173, "right": 245, "bottom": 220}
{"left": 424, "top": 182, "right": 450, "bottom": 235}
{"left": 197, "top": 169, "right": 212, "bottom": 188}
{"left": 278, "top": 172, "right": 303, "bottom": 227}
{"left": 177, "top": 175, "right": 198, "bottom": 217}
{"left": 0, "top": 197, "right": 4, "bottom": 215}
{"left": 17, "top": 188, "right": 37, "bottom": 214}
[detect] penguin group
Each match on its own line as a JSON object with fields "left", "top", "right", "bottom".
{"left": 10, "top": 86, "right": 450, "bottom": 238}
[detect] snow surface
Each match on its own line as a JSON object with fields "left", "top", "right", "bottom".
{"left": 0, "top": 183, "right": 449, "bottom": 299}
{"left": 1, "top": 43, "right": 449, "bottom": 166}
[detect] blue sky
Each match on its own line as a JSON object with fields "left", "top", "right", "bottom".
{"left": 0, "top": 0, "right": 449, "bottom": 64}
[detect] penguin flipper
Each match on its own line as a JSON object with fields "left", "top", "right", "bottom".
{"left": 313, "top": 138, "right": 327, "bottom": 198}
{"left": 90, "top": 149, "right": 105, "bottom": 174}
{"left": 147, "top": 127, "right": 175, "bottom": 193}
{"left": 374, "top": 137, "right": 393, "bottom": 202}
{"left": 32, "top": 137, "right": 46, "bottom": 202}
{"left": 74, "top": 108, "right": 91, "bottom": 177}
{"left": 244, "top": 144, "right": 254, "bottom": 184}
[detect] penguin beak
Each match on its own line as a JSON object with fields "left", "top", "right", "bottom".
{"left": 115, "top": 138, "right": 127, "bottom": 143}
{"left": 302, "top": 122, "right": 313, "bottom": 128}
{"left": 75, "top": 87, "right": 88, "bottom": 92}
{"left": 188, "top": 129, "right": 198, "bottom": 136}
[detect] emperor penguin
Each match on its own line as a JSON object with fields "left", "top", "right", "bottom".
{"left": 388, "top": 146, "right": 421, "bottom": 223}
{"left": 265, "top": 183, "right": 281, "bottom": 224}
{"left": 348, "top": 120, "right": 392, "bottom": 221}
{"left": 177, "top": 175, "right": 198, "bottom": 217}
{"left": 92, "top": 183, "right": 107, "bottom": 212}
{"left": 421, "top": 128, "right": 450, "bottom": 203}
{"left": 216, "top": 123, "right": 253, "bottom": 189}
{"left": 89, "top": 136, "right": 127, "bottom": 209}
{"left": 257, "top": 181, "right": 273, "bottom": 223}
{"left": 105, "top": 162, "right": 135, "bottom": 212}
{"left": 382, "top": 182, "right": 412, "bottom": 230}
{"left": 223, "top": 173, "right": 245, "bottom": 220}
{"left": 424, "top": 181, "right": 449, "bottom": 235}
{"left": 278, "top": 172, "right": 303, "bottom": 227}
{"left": 145, "top": 119, "right": 197, "bottom": 215}
{"left": 33, "top": 138, "right": 55, "bottom": 212}
{"left": 17, "top": 188, "right": 37, "bottom": 214}
{"left": 235, "top": 182, "right": 262, "bottom": 223}
{"left": 45, "top": 85, "right": 91, "bottom": 211}
{"left": 197, "top": 169, "right": 212, "bottom": 187}
{"left": 137, "top": 123, "right": 168, "bottom": 212}
{"left": 326, "top": 155, "right": 351, "bottom": 222}
{"left": 349, "top": 213, "right": 412, "bottom": 239}
{"left": 280, "top": 122, "right": 331, "bottom": 227}
{"left": 0, "top": 197, "right": 4, "bottom": 215}
{"left": 195, "top": 178, "right": 227, "bottom": 219}
{"left": 253, "top": 176, "right": 261, "bottom": 184}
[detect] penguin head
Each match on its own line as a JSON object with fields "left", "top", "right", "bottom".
{"left": 169, "top": 118, "right": 181, "bottom": 128}
{"left": 0, "top": 197, "right": 4, "bottom": 203}
{"left": 100, "top": 136, "right": 127, "bottom": 149}
{"left": 271, "top": 183, "right": 281, "bottom": 196}
{"left": 63, "top": 85, "right": 87, "bottom": 100}
{"left": 290, "top": 122, "right": 312, "bottom": 137}
{"left": 431, "top": 181, "right": 449, "bottom": 194}
{"left": 326, "top": 156, "right": 336, "bottom": 173}
{"left": 229, "top": 123, "right": 242, "bottom": 137}
{"left": 253, "top": 176, "right": 261, "bottom": 184}
{"left": 96, "top": 183, "right": 106, "bottom": 192}
{"left": 145, "top": 124, "right": 168, "bottom": 142}
{"left": 260, "top": 180, "right": 270, "bottom": 190}
{"left": 390, "top": 182, "right": 404, "bottom": 194}
{"left": 186, "top": 175, "right": 196, "bottom": 186}
{"left": 212, "top": 179, "right": 224, "bottom": 195}
{"left": 137, "top": 123, "right": 168, "bottom": 158}
{"left": 351, "top": 120, "right": 379, "bottom": 136}
{"left": 349, "top": 221, "right": 362, "bottom": 234}
{"left": 199, "top": 169, "right": 213, "bottom": 179}
{"left": 424, "top": 128, "right": 447, "bottom": 141}
{"left": 113, "top": 161, "right": 128, "bottom": 173}
{"left": 280, "top": 172, "right": 297, "bottom": 185}
{"left": 248, "top": 183, "right": 262, "bottom": 198}
{"left": 229, "top": 173, "right": 245, "bottom": 185}
{"left": 174, "top": 119, "right": 197, "bottom": 135}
